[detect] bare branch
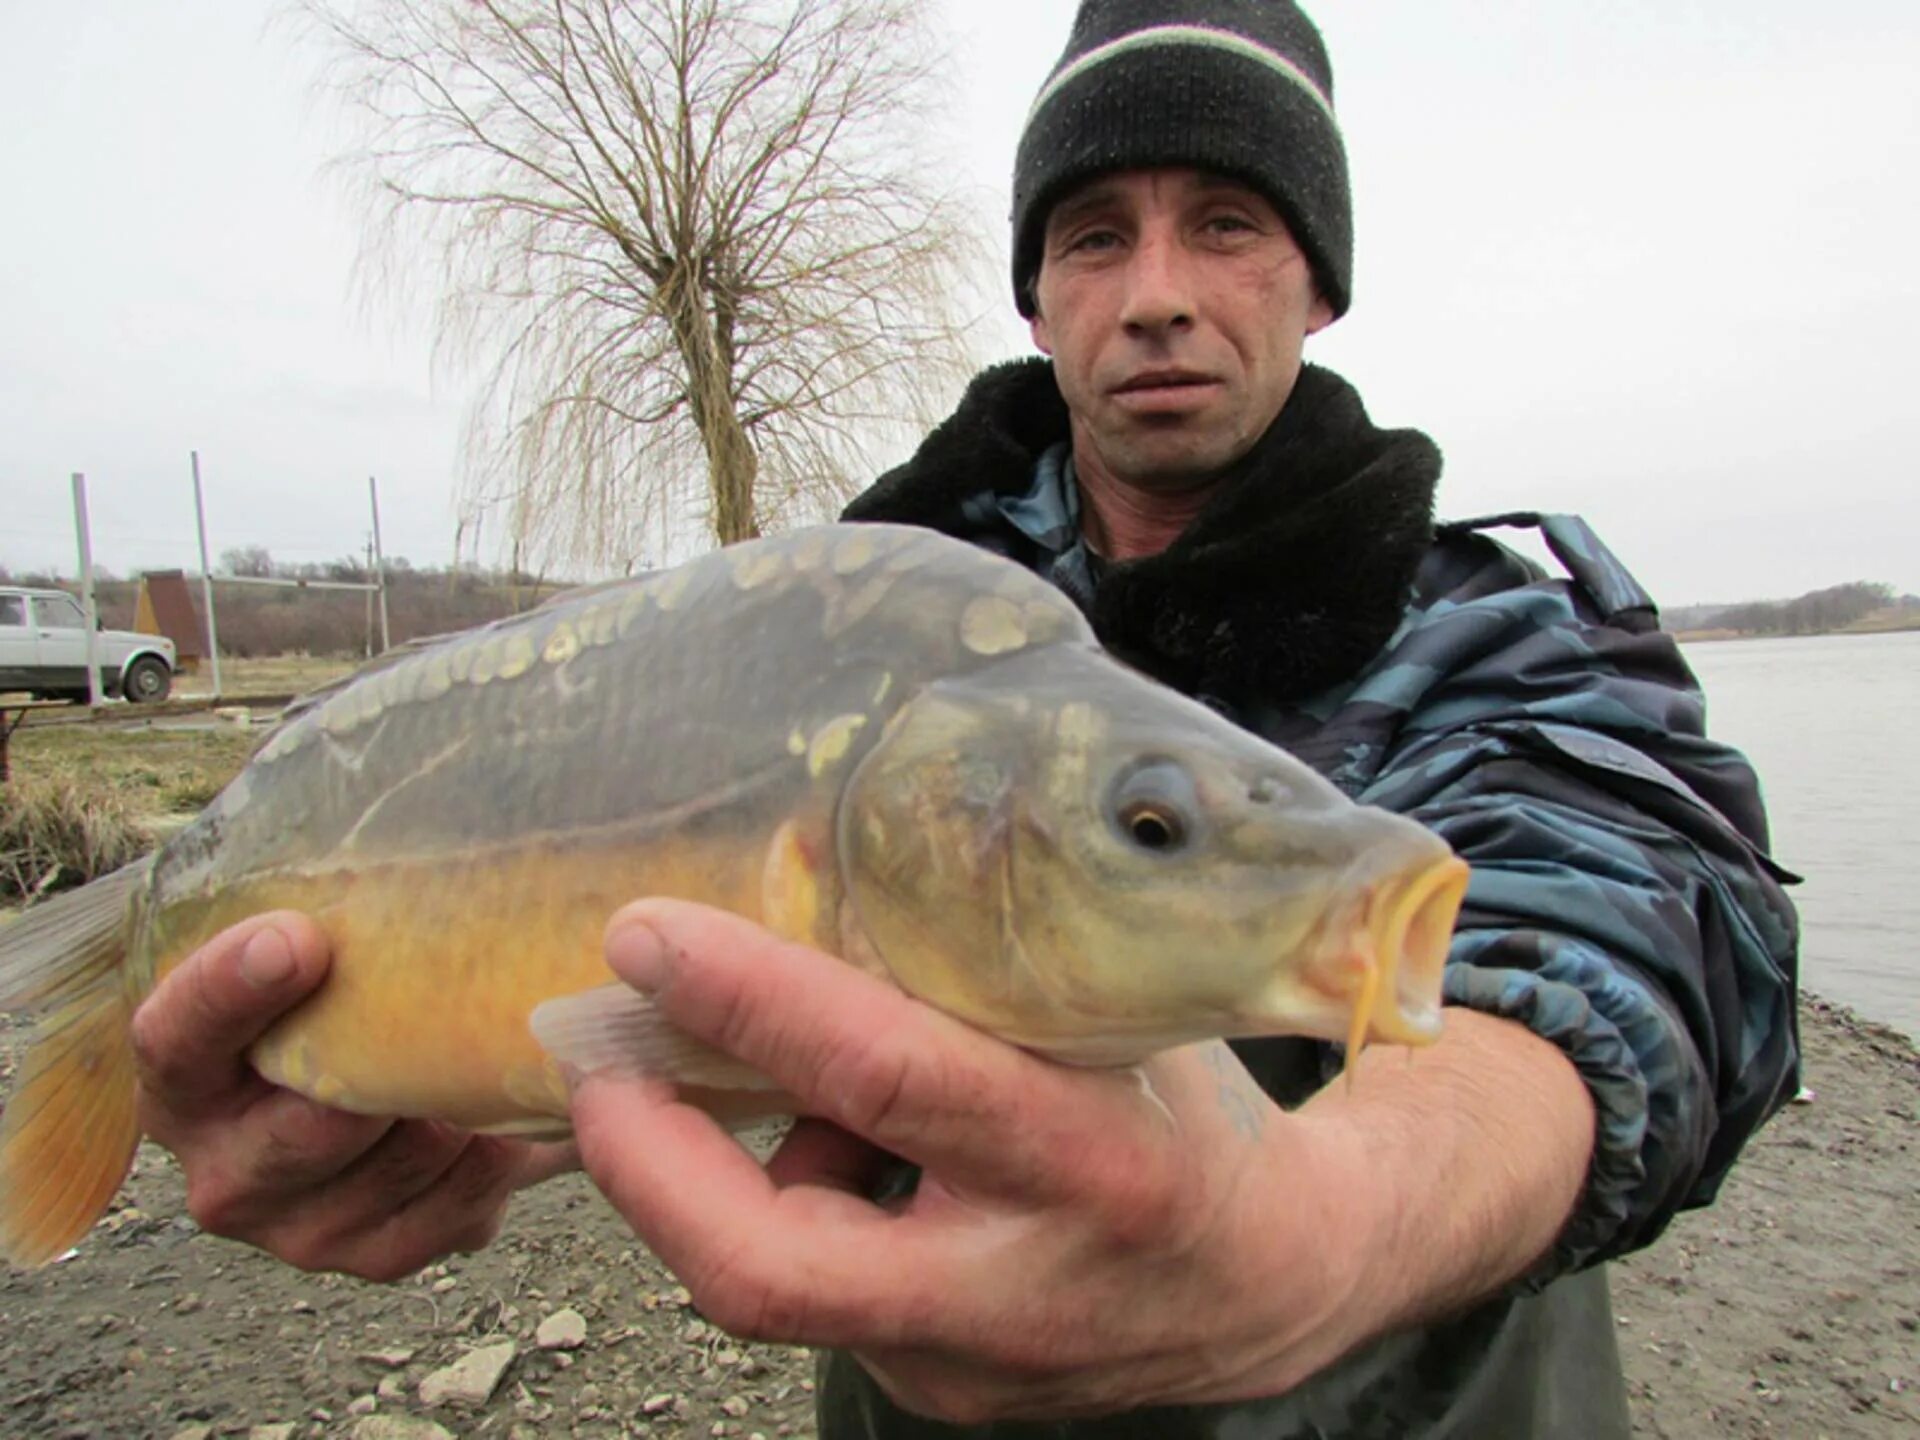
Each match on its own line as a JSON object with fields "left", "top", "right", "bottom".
{"left": 291, "top": 0, "right": 982, "bottom": 561}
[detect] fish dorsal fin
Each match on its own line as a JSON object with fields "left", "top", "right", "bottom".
{"left": 528, "top": 984, "right": 776, "bottom": 1092}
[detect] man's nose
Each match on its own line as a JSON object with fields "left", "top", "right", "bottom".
{"left": 1118, "top": 234, "right": 1195, "bottom": 336}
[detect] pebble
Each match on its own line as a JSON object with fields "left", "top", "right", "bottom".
{"left": 419, "top": 1341, "right": 518, "bottom": 1409}
{"left": 643, "top": 1393, "right": 679, "bottom": 1415}
{"left": 535, "top": 1307, "right": 588, "bottom": 1351}
{"left": 248, "top": 1426, "right": 296, "bottom": 1440}
{"left": 361, "top": 1347, "right": 417, "bottom": 1368}
{"left": 167, "top": 1429, "right": 212, "bottom": 1440}
{"left": 721, "top": 1396, "right": 751, "bottom": 1418}
{"left": 376, "top": 1376, "right": 409, "bottom": 1403}
{"left": 348, "top": 1395, "right": 379, "bottom": 1416}
{"left": 349, "top": 1420, "right": 457, "bottom": 1440}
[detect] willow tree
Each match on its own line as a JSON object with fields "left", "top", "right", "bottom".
{"left": 300, "top": 0, "right": 977, "bottom": 560}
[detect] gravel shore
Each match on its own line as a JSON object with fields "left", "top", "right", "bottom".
{"left": 2, "top": 995, "right": 1914, "bottom": 1439}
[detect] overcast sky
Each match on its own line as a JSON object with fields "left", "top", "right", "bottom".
{"left": 2, "top": 0, "right": 1915, "bottom": 606}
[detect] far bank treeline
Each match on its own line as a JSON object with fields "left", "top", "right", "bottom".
{"left": 0, "top": 548, "right": 579, "bottom": 659}
{"left": 1664, "top": 581, "right": 1920, "bottom": 639}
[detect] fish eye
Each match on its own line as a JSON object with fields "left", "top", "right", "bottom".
{"left": 1108, "top": 759, "right": 1199, "bottom": 855}
{"left": 1119, "top": 801, "right": 1185, "bottom": 851}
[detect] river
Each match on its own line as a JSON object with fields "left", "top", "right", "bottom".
{"left": 1681, "top": 629, "right": 1918, "bottom": 1042}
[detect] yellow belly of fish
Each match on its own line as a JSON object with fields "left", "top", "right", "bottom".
{"left": 150, "top": 831, "right": 807, "bottom": 1135}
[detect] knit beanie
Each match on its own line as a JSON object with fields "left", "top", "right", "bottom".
{"left": 1011, "top": 0, "right": 1352, "bottom": 319}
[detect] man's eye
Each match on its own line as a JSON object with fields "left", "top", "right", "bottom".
{"left": 1067, "top": 229, "right": 1121, "bottom": 253}
{"left": 1203, "top": 214, "right": 1257, "bottom": 236}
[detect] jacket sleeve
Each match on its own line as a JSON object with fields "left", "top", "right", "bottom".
{"left": 1355, "top": 523, "right": 1800, "bottom": 1281}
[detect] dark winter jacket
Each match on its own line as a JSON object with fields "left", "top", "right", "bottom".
{"left": 816, "top": 359, "right": 1801, "bottom": 1440}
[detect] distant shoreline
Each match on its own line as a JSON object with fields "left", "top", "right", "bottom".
{"left": 1674, "top": 619, "right": 1920, "bottom": 644}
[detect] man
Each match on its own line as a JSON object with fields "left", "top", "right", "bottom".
{"left": 129, "top": 2, "right": 1800, "bottom": 1435}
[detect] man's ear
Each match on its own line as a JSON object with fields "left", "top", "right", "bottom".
{"left": 1305, "top": 288, "right": 1336, "bottom": 337}
{"left": 1030, "top": 310, "right": 1053, "bottom": 356}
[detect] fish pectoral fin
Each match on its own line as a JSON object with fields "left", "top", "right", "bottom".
{"left": 529, "top": 984, "right": 777, "bottom": 1092}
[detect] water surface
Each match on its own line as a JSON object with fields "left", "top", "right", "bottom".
{"left": 1682, "top": 629, "right": 1918, "bottom": 1041}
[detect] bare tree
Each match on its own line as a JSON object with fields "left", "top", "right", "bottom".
{"left": 219, "top": 545, "right": 278, "bottom": 579}
{"left": 295, "top": 0, "right": 980, "bottom": 562}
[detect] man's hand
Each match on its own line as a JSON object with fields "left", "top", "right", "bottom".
{"left": 130, "top": 913, "right": 575, "bottom": 1281}
{"left": 569, "top": 900, "right": 1596, "bottom": 1424}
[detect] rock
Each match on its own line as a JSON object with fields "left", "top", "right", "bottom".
{"left": 248, "top": 1426, "right": 297, "bottom": 1440}
{"left": 348, "top": 1395, "right": 379, "bottom": 1416}
{"left": 535, "top": 1308, "right": 588, "bottom": 1351}
{"left": 642, "top": 1393, "right": 679, "bottom": 1415}
{"left": 361, "top": 1346, "right": 417, "bottom": 1368}
{"left": 419, "top": 1341, "right": 518, "bottom": 1409}
{"left": 376, "top": 1376, "right": 409, "bottom": 1403}
{"left": 167, "top": 1428, "right": 212, "bottom": 1440}
{"left": 349, "top": 1420, "right": 457, "bottom": 1440}
{"left": 431, "top": 1276, "right": 459, "bottom": 1294}
{"left": 721, "top": 1395, "right": 752, "bottom": 1418}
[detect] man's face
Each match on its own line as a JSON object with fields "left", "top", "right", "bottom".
{"left": 1030, "top": 169, "right": 1334, "bottom": 492}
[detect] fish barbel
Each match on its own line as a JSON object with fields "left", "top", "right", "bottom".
{"left": 0, "top": 524, "right": 1467, "bottom": 1267}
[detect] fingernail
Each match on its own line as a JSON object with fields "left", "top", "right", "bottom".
{"left": 239, "top": 928, "right": 296, "bottom": 989}
{"left": 605, "top": 917, "right": 670, "bottom": 991}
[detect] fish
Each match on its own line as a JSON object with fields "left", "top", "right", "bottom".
{"left": 0, "top": 523, "right": 1468, "bottom": 1268}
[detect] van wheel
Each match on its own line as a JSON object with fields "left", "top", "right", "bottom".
{"left": 124, "top": 656, "right": 172, "bottom": 704}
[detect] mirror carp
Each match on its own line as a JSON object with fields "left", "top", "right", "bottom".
{"left": 0, "top": 524, "right": 1467, "bottom": 1267}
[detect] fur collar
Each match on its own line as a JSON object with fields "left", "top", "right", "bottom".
{"left": 845, "top": 358, "right": 1442, "bottom": 701}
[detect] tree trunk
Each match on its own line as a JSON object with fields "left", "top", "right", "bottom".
{"left": 663, "top": 265, "right": 760, "bottom": 546}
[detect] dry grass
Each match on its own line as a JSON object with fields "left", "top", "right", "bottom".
{"left": 2, "top": 723, "right": 256, "bottom": 903}
{"left": 0, "top": 775, "right": 153, "bottom": 901}
{"left": 173, "top": 653, "right": 360, "bottom": 700}
{"left": 8, "top": 725, "right": 255, "bottom": 823}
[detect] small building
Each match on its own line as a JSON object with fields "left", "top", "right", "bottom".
{"left": 135, "top": 570, "right": 207, "bottom": 672}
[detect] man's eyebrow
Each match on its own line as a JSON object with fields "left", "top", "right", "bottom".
{"left": 1047, "top": 183, "right": 1127, "bottom": 232}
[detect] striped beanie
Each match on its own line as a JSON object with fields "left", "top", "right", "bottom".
{"left": 1011, "top": 0, "right": 1352, "bottom": 318}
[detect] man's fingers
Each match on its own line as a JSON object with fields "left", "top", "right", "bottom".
{"left": 130, "top": 912, "right": 332, "bottom": 1107}
{"left": 603, "top": 900, "right": 1112, "bottom": 1200}
{"left": 217, "top": 1128, "right": 532, "bottom": 1282}
{"left": 571, "top": 1069, "right": 932, "bottom": 1348}
{"left": 174, "top": 1090, "right": 396, "bottom": 1235}
{"left": 764, "top": 1118, "right": 892, "bottom": 1196}
{"left": 516, "top": 1139, "right": 582, "bottom": 1189}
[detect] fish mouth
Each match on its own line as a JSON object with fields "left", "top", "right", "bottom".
{"left": 1357, "top": 856, "right": 1470, "bottom": 1048}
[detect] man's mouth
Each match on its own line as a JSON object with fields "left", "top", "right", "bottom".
{"left": 1108, "top": 371, "right": 1221, "bottom": 415}
{"left": 1112, "top": 369, "right": 1215, "bottom": 395}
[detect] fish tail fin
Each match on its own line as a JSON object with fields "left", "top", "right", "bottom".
{"left": 0, "top": 863, "right": 146, "bottom": 1267}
